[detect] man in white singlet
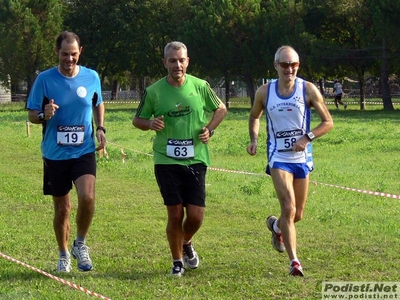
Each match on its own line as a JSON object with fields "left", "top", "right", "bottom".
{"left": 247, "top": 46, "right": 333, "bottom": 276}
{"left": 333, "top": 79, "right": 347, "bottom": 109}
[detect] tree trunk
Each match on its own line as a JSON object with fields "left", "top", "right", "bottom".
{"left": 244, "top": 73, "right": 255, "bottom": 107}
{"left": 318, "top": 78, "right": 325, "bottom": 97}
{"left": 223, "top": 71, "right": 230, "bottom": 109}
{"left": 381, "top": 37, "right": 394, "bottom": 110}
{"left": 111, "top": 80, "right": 119, "bottom": 100}
{"left": 358, "top": 70, "right": 366, "bottom": 111}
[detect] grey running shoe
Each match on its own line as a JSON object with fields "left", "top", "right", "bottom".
{"left": 266, "top": 216, "right": 286, "bottom": 252}
{"left": 56, "top": 256, "right": 71, "bottom": 273}
{"left": 289, "top": 261, "right": 304, "bottom": 276}
{"left": 170, "top": 261, "right": 185, "bottom": 277}
{"left": 72, "top": 240, "right": 93, "bottom": 271}
{"left": 183, "top": 242, "right": 200, "bottom": 269}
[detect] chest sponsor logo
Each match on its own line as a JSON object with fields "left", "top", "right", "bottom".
{"left": 76, "top": 86, "right": 87, "bottom": 98}
{"left": 57, "top": 125, "right": 85, "bottom": 132}
{"left": 276, "top": 129, "right": 303, "bottom": 138}
{"left": 167, "top": 104, "right": 192, "bottom": 118}
{"left": 167, "top": 139, "right": 194, "bottom": 146}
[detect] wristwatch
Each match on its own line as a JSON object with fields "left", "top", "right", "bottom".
{"left": 97, "top": 126, "right": 106, "bottom": 134}
{"left": 37, "top": 112, "right": 45, "bottom": 121}
{"left": 207, "top": 127, "right": 214, "bottom": 137}
{"left": 306, "top": 131, "right": 315, "bottom": 141}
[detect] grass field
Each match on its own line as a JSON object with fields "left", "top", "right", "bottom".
{"left": 1, "top": 99, "right": 400, "bottom": 299}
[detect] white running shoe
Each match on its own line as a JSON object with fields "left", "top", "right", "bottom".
{"left": 56, "top": 256, "right": 71, "bottom": 273}
{"left": 72, "top": 240, "right": 93, "bottom": 271}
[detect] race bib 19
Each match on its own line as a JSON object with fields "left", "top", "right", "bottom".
{"left": 166, "top": 139, "right": 194, "bottom": 159}
{"left": 57, "top": 125, "right": 85, "bottom": 146}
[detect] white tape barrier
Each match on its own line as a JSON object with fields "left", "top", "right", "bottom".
{"left": 104, "top": 141, "right": 400, "bottom": 200}
{"left": 0, "top": 252, "right": 112, "bottom": 300}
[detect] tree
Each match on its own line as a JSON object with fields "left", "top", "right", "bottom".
{"left": 184, "top": 0, "right": 276, "bottom": 106}
{"left": 64, "top": 0, "right": 137, "bottom": 93}
{"left": 0, "top": 0, "right": 63, "bottom": 95}
{"left": 368, "top": 0, "right": 400, "bottom": 110}
{"left": 64, "top": 0, "right": 191, "bottom": 97}
{"left": 301, "top": 0, "right": 400, "bottom": 110}
{"left": 129, "top": 0, "right": 192, "bottom": 92}
{"left": 183, "top": 0, "right": 236, "bottom": 106}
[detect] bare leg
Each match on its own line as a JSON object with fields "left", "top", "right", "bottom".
{"left": 74, "top": 174, "right": 96, "bottom": 239}
{"left": 166, "top": 204, "right": 185, "bottom": 259}
{"left": 334, "top": 97, "right": 339, "bottom": 108}
{"left": 338, "top": 99, "right": 347, "bottom": 108}
{"left": 270, "top": 169, "right": 309, "bottom": 261}
{"left": 183, "top": 204, "right": 204, "bottom": 242}
{"left": 53, "top": 194, "right": 71, "bottom": 252}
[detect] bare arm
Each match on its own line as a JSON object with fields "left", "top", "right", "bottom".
{"left": 133, "top": 102, "right": 227, "bottom": 144}
{"left": 247, "top": 84, "right": 267, "bottom": 155}
{"left": 28, "top": 109, "right": 43, "bottom": 124}
{"left": 292, "top": 82, "right": 333, "bottom": 152}
{"left": 28, "top": 99, "right": 59, "bottom": 124}
{"left": 206, "top": 102, "right": 227, "bottom": 131}
{"left": 198, "top": 102, "right": 228, "bottom": 143}
{"left": 133, "top": 114, "right": 165, "bottom": 132}
{"left": 93, "top": 102, "right": 105, "bottom": 128}
{"left": 306, "top": 82, "right": 334, "bottom": 139}
{"left": 93, "top": 102, "right": 106, "bottom": 150}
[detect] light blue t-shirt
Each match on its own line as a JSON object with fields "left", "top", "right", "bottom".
{"left": 27, "top": 66, "right": 103, "bottom": 160}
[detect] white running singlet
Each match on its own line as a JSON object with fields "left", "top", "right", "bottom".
{"left": 265, "top": 78, "right": 314, "bottom": 171}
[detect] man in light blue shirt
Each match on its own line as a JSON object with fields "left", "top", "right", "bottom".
{"left": 27, "top": 31, "right": 106, "bottom": 273}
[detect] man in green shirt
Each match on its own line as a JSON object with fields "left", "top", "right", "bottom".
{"left": 133, "top": 41, "right": 227, "bottom": 277}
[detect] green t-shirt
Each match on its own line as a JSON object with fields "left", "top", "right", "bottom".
{"left": 135, "top": 74, "right": 222, "bottom": 166}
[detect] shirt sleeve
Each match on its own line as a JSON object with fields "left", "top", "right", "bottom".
{"left": 203, "top": 81, "right": 222, "bottom": 112}
{"left": 26, "top": 75, "right": 45, "bottom": 111}
{"left": 135, "top": 88, "right": 154, "bottom": 119}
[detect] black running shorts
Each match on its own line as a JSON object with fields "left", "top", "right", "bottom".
{"left": 43, "top": 152, "right": 96, "bottom": 196}
{"left": 154, "top": 163, "right": 207, "bottom": 207}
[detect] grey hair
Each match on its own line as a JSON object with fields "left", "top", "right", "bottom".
{"left": 274, "top": 45, "right": 298, "bottom": 62}
{"left": 164, "top": 41, "right": 187, "bottom": 58}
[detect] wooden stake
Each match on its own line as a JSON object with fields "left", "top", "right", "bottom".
{"left": 26, "top": 120, "right": 30, "bottom": 137}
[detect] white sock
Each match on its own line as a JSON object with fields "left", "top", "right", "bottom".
{"left": 173, "top": 259, "right": 183, "bottom": 265}
{"left": 273, "top": 220, "right": 281, "bottom": 234}
{"left": 291, "top": 258, "right": 300, "bottom": 265}
{"left": 60, "top": 250, "right": 70, "bottom": 258}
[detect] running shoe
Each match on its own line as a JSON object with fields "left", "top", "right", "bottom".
{"left": 183, "top": 242, "right": 200, "bottom": 269}
{"left": 56, "top": 256, "right": 71, "bottom": 273}
{"left": 266, "top": 215, "right": 286, "bottom": 252}
{"left": 289, "top": 261, "right": 304, "bottom": 276}
{"left": 72, "top": 240, "right": 93, "bottom": 271}
{"left": 170, "top": 261, "right": 185, "bottom": 277}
